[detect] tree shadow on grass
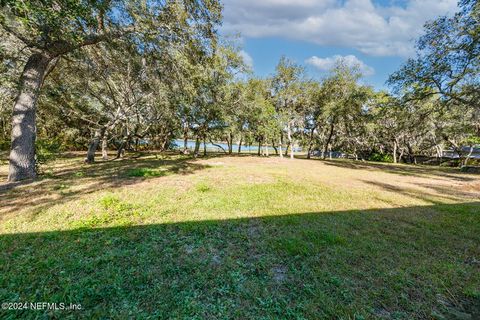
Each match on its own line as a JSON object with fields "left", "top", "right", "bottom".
{"left": 360, "top": 179, "right": 480, "bottom": 204}
{"left": 319, "top": 159, "right": 476, "bottom": 182}
{"left": 0, "top": 202, "right": 479, "bottom": 319}
{"left": 0, "top": 154, "right": 211, "bottom": 216}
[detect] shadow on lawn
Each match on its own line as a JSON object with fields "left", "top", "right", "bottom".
{"left": 320, "top": 159, "right": 476, "bottom": 182}
{"left": 1, "top": 202, "right": 479, "bottom": 319}
{"left": 360, "top": 180, "right": 478, "bottom": 204}
{"left": 0, "top": 153, "right": 210, "bottom": 215}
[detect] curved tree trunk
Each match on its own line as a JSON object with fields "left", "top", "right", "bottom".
{"left": 209, "top": 139, "right": 227, "bottom": 154}
{"left": 272, "top": 140, "right": 278, "bottom": 155}
{"left": 86, "top": 129, "right": 103, "bottom": 163}
{"left": 323, "top": 122, "right": 335, "bottom": 160}
{"left": 8, "top": 52, "right": 52, "bottom": 181}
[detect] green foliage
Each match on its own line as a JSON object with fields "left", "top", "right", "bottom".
{"left": 368, "top": 152, "right": 393, "bottom": 163}
{"left": 126, "top": 167, "right": 166, "bottom": 178}
{"left": 195, "top": 182, "right": 211, "bottom": 192}
{"left": 35, "top": 138, "right": 61, "bottom": 173}
{"left": 0, "top": 139, "right": 9, "bottom": 151}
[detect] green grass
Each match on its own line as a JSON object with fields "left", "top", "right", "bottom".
{"left": 0, "top": 154, "right": 479, "bottom": 319}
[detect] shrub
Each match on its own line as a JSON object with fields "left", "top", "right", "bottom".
{"left": 368, "top": 152, "right": 393, "bottom": 163}
{"left": 0, "top": 139, "right": 9, "bottom": 151}
{"left": 35, "top": 138, "right": 62, "bottom": 174}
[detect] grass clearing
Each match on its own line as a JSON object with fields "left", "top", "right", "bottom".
{"left": 0, "top": 153, "right": 479, "bottom": 319}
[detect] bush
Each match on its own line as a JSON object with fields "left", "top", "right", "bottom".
{"left": 368, "top": 152, "right": 393, "bottom": 163}
{"left": 35, "top": 138, "right": 62, "bottom": 174}
{"left": 0, "top": 139, "right": 9, "bottom": 151}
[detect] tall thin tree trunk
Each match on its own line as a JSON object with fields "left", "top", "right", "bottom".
{"left": 464, "top": 145, "right": 474, "bottom": 167}
{"left": 393, "top": 139, "right": 398, "bottom": 164}
{"left": 272, "top": 140, "right": 278, "bottom": 155}
{"left": 8, "top": 52, "right": 52, "bottom": 181}
{"left": 238, "top": 136, "right": 242, "bottom": 154}
{"left": 287, "top": 121, "right": 294, "bottom": 159}
{"left": 102, "top": 135, "right": 108, "bottom": 160}
{"left": 278, "top": 138, "right": 283, "bottom": 158}
{"left": 284, "top": 143, "right": 289, "bottom": 157}
{"left": 183, "top": 122, "right": 189, "bottom": 154}
{"left": 203, "top": 135, "right": 207, "bottom": 156}
{"left": 194, "top": 136, "right": 200, "bottom": 157}
{"left": 399, "top": 148, "right": 404, "bottom": 163}
{"left": 323, "top": 122, "right": 335, "bottom": 160}
{"left": 307, "top": 127, "right": 315, "bottom": 159}
{"left": 183, "top": 136, "right": 188, "bottom": 153}
{"left": 257, "top": 140, "right": 261, "bottom": 156}
{"left": 228, "top": 132, "right": 233, "bottom": 154}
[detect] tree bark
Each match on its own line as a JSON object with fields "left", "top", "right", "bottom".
{"left": 210, "top": 139, "right": 227, "bottom": 154}
{"left": 193, "top": 136, "right": 200, "bottom": 157}
{"left": 278, "top": 138, "right": 283, "bottom": 158}
{"left": 307, "top": 127, "right": 315, "bottom": 159}
{"left": 86, "top": 128, "right": 103, "bottom": 163}
{"left": 284, "top": 142, "right": 289, "bottom": 157}
{"left": 287, "top": 121, "right": 294, "bottom": 159}
{"left": 228, "top": 132, "right": 233, "bottom": 154}
{"left": 203, "top": 135, "right": 207, "bottom": 156}
{"left": 323, "top": 122, "right": 335, "bottom": 160}
{"left": 393, "top": 139, "right": 398, "bottom": 164}
{"left": 8, "top": 52, "right": 52, "bottom": 181}
{"left": 183, "top": 122, "right": 189, "bottom": 154}
{"left": 463, "top": 145, "right": 474, "bottom": 167}
{"left": 272, "top": 140, "right": 278, "bottom": 155}
{"left": 102, "top": 135, "right": 108, "bottom": 160}
{"left": 238, "top": 136, "right": 242, "bottom": 154}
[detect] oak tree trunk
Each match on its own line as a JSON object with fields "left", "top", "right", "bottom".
{"left": 323, "top": 122, "right": 335, "bottom": 160}
{"left": 193, "top": 137, "right": 200, "bottom": 157}
{"left": 102, "top": 136, "right": 108, "bottom": 160}
{"left": 8, "top": 52, "right": 52, "bottom": 181}
{"left": 86, "top": 129, "right": 103, "bottom": 163}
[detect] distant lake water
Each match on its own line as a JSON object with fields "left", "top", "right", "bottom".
{"left": 172, "top": 139, "right": 301, "bottom": 153}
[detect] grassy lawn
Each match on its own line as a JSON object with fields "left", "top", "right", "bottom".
{"left": 0, "top": 153, "right": 479, "bottom": 319}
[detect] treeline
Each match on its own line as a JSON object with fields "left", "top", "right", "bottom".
{"left": 1, "top": 0, "right": 479, "bottom": 181}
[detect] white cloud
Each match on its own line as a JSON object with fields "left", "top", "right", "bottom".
{"left": 221, "top": 0, "right": 458, "bottom": 57}
{"left": 239, "top": 50, "right": 254, "bottom": 69}
{"left": 306, "top": 54, "right": 375, "bottom": 76}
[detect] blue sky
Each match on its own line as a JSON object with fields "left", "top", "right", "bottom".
{"left": 220, "top": 0, "right": 459, "bottom": 89}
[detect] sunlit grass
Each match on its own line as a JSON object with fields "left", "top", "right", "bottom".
{"left": 0, "top": 154, "right": 479, "bottom": 319}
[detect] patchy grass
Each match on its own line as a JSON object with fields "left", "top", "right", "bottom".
{"left": 0, "top": 153, "right": 479, "bottom": 319}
